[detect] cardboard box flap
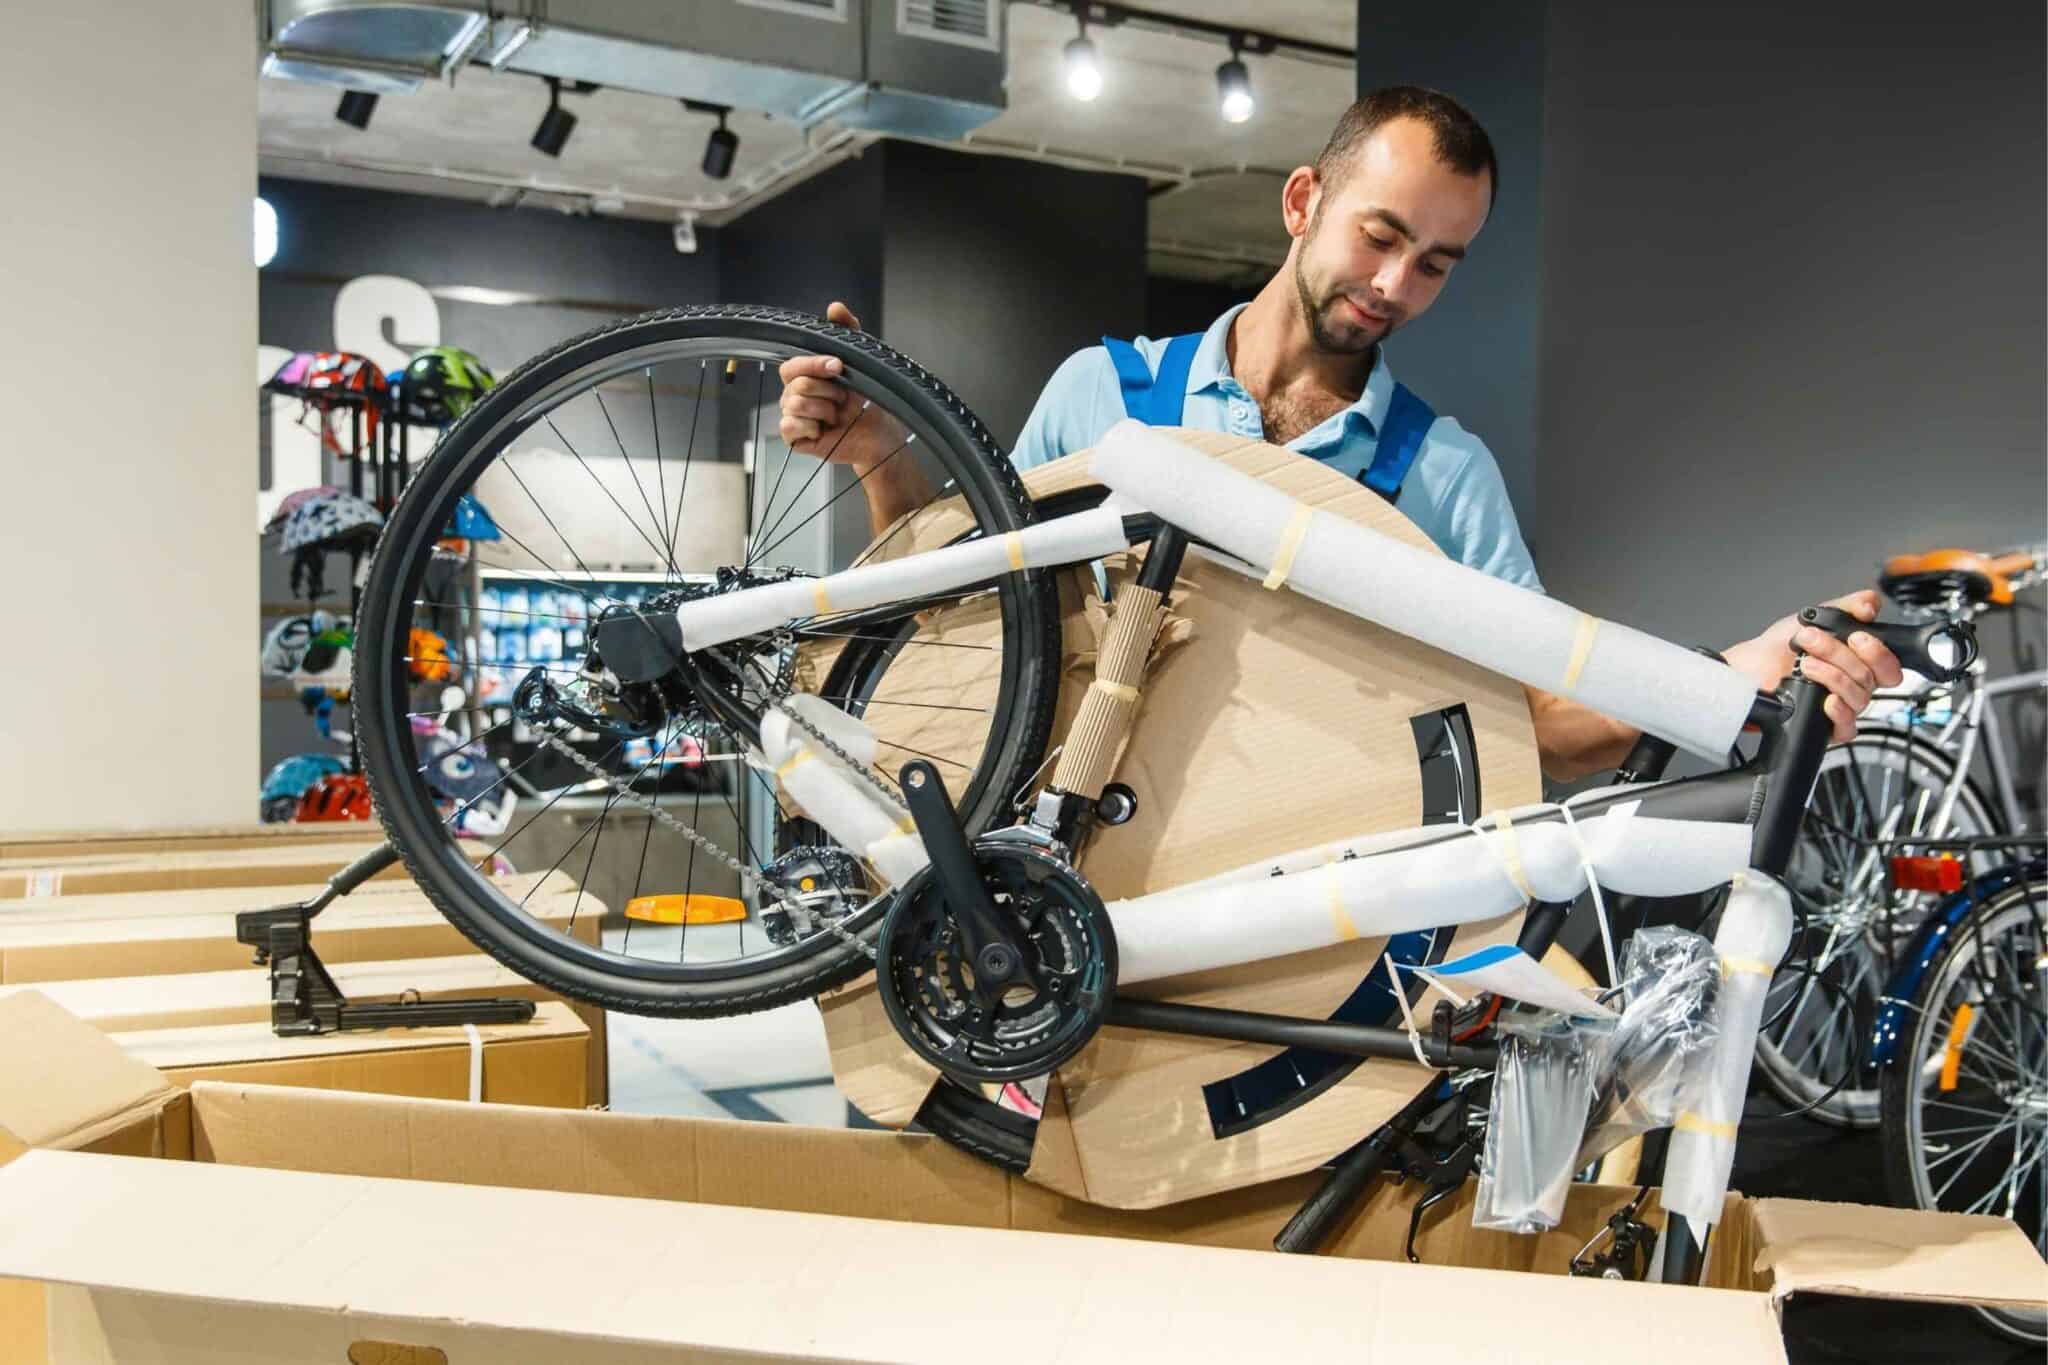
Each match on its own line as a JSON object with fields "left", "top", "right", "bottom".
{"left": 0, "top": 1149, "right": 1791, "bottom": 1363}
{"left": 1752, "top": 1196, "right": 2048, "bottom": 1312}
{"left": 0, "top": 991, "right": 178, "bottom": 1155}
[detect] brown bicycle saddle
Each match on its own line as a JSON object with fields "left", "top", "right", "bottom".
{"left": 1879, "top": 548, "right": 2032, "bottom": 609}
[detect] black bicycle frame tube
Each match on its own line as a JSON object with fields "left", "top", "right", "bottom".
{"left": 1657, "top": 672, "right": 1834, "bottom": 1286}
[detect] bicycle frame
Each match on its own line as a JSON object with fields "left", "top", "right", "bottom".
{"left": 613, "top": 425, "right": 1949, "bottom": 1283}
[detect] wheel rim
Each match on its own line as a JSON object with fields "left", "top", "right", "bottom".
{"left": 357, "top": 315, "right": 1049, "bottom": 989}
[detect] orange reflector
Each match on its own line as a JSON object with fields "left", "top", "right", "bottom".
{"left": 624, "top": 894, "right": 746, "bottom": 925}
{"left": 1939, "top": 1003, "right": 1976, "bottom": 1092}
{"left": 1890, "top": 855, "right": 1965, "bottom": 894}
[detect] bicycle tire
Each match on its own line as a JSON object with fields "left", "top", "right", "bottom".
{"left": 1757, "top": 729, "right": 2001, "bottom": 1127}
{"left": 354, "top": 306, "right": 1062, "bottom": 1017}
{"left": 1878, "top": 876, "right": 2047, "bottom": 1346}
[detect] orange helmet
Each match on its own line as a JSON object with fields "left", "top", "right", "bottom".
{"left": 294, "top": 772, "right": 373, "bottom": 822}
{"left": 408, "top": 627, "right": 456, "bottom": 684}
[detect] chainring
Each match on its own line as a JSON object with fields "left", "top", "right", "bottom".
{"left": 876, "top": 840, "right": 1116, "bottom": 1085}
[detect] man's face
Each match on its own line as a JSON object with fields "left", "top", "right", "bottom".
{"left": 1291, "top": 117, "right": 1493, "bottom": 354}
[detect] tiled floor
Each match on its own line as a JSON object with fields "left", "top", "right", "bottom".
{"left": 599, "top": 920, "right": 871, "bottom": 1128}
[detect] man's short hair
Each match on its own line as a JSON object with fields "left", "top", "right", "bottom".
{"left": 1315, "top": 86, "right": 1498, "bottom": 204}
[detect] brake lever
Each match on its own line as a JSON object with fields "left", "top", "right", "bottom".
{"left": 1403, "top": 1132, "right": 1482, "bottom": 1264}
{"left": 1798, "top": 605, "right": 1977, "bottom": 681}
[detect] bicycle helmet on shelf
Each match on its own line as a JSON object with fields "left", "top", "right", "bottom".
{"left": 263, "top": 486, "right": 343, "bottom": 539}
{"left": 280, "top": 491, "right": 383, "bottom": 600}
{"left": 259, "top": 753, "right": 349, "bottom": 823}
{"left": 294, "top": 771, "right": 373, "bottom": 822}
{"left": 408, "top": 626, "right": 455, "bottom": 684}
{"left": 260, "top": 609, "right": 348, "bottom": 679}
{"left": 446, "top": 491, "right": 502, "bottom": 542}
{"left": 417, "top": 730, "right": 503, "bottom": 807}
{"left": 263, "top": 351, "right": 320, "bottom": 399}
{"left": 399, "top": 346, "right": 496, "bottom": 426}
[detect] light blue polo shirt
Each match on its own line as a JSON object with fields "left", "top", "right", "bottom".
{"left": 1011, "top": 303, "right": 1543, "bottom": 592}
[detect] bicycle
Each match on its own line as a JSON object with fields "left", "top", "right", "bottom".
{"left": 1870, "top": 835, "right": 2046, "bottom": 1346}
{"left": 349, "top": 306, "right": 1977, "bottom": 1287}
{"left": 1758, "top": 546, "right": 2044, "bottom": 1126}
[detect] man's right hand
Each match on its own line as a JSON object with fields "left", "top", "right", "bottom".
{"left": 777, "top": 302, "right": 909, "bottom": 472}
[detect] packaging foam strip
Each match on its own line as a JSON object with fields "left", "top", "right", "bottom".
{"left": 1089, "top": 421, "right": 1755, "bottom": 761}
{"left": 677, "top": 505, "right": 1129, "bottom": 650}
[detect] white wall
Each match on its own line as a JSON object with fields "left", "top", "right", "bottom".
{"left": 0, "top": 2, "right": 256, "bottom": 829}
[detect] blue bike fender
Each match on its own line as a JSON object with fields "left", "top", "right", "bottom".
{"left": 1865, "top": 861, "right": 2043, "bottom": 1071}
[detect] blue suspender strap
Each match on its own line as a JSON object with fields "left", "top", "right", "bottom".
{"left": 1360, "top": 381, "right": 1436, "bottom": 500}
{"left": 1101, "top": 332, "right": 1203, "bottom": 426}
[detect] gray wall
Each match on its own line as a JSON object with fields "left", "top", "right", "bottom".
{"left": 1535, "top": 0, "right": 2046, "bottom": 672}
{"left": 1356, "top": 0, "right": 1550, "bottom": 524}
{"left": 880, "top": 141, "right": 1149, "bottom": 449}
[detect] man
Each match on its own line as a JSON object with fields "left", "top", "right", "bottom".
{"left": 778, "top": 87, "right": 1899, "bottom": 780}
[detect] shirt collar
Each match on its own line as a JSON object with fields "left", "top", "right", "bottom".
{"left": 1187, "top": 302, "right": 1397, "bottom": 437}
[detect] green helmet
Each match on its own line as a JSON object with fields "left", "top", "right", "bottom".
{"left": 398, "top": 346, "right": 496, "bottom": 426}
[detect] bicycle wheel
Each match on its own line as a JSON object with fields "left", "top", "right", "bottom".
{"left": 1758, "top": 729, "right": 2000, "bottom": 1126}
{"left": 1879, "top": 874, "right": 2047, "bottom": 1346}
{"left": 354, "top": 306, "right": 1062, "bottom": 1017}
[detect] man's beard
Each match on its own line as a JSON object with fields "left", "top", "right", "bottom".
{"left": 1292, "top": 248, "right": 1389, "bottom": 356}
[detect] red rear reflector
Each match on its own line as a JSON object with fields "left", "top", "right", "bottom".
{"left": 1890, "top": 856, "right": 1964, "bottom": 893}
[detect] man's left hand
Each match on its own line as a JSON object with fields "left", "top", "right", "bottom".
{"left": 1721, "top": 589, "right": 1906, "bottom": 743}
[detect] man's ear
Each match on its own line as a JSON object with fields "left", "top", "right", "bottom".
{"left": 1280, "top": 166, "right": 1319, "bottom": 239}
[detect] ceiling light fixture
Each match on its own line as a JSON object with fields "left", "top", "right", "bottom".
{"left": 682, "top": 99, "right": 739, "bottom": 180}
{"left": 335, "top": 90, "right": 378, "bottom": 130}
{"left": 531, "top": 77, "right": 578, "bottom": 157}
{"left": 1063, "top": 14, "right": 1103, "bottom": 101}
{"left": 253, "top": 197, "right": 278, "bottom": 268}
{"left": 1216, "top": 38, "right": 1254, "bottom": 124}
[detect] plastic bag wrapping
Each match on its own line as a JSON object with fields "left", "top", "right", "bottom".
{"left": 1663, "top": 872, "right": 1794, "bottom": 1228}
{"left": 1475, "top": 1011, "right": 1615, "bottom": 1233}
{"left": 1576, "top": 926, "right": 1722, "bottom": 1168}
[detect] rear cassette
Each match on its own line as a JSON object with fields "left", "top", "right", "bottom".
{"left": 876, "top": 841, "right": 1116, "bottom": 1085}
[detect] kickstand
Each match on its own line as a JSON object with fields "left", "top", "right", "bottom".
{"left": 233, "top": 840, "right": 537, "bottom": 1037}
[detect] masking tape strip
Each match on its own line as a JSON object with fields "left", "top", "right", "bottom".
{"left": 812, "top": 580, "right": 833, "bottom": 616}
{"left": 1719, "top": 955, "right": 1773, "bottom": 978}
{"left": 1488, "top": 810, "right": 1537, "bottom": 902}
{"left": 1325, "top": 862, "right": 1359, "bottom": 942}
{"left": 1674, "top": 1111, "right": 1737, "bottom": 1141}
{"left": 1562, "top": 613, "right": 1601, "bottom": 692}
{"left": 463, "top": 1023, "right": 483, "bottom": 1103}
{"left": 1005, "top": 531, "right": 1025, "bottom": 572}
{"left": 1090, "top": 679, "right": 1140, "bottom": 703}
{"left": 1261, "top": 505, "right": 1315, "bottom": 591}
{"left": 775, "top": 751, "right": 814, "bottom": 782}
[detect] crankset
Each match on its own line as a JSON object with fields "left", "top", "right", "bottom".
{"left": 876, "top": 761, "right": 1116, "bottom": 1085}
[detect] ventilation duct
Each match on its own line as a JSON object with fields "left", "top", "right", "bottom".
{"left": 263, "top": 0, "right": 1005, "bottom": 139}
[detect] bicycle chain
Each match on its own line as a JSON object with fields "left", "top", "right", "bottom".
{"left": 534, "top": 727, "right": 881, "bottom": 961}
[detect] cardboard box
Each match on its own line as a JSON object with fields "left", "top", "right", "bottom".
{"left": 0, "top": 993, "right": 587, "bottom": 1363}
{"left": 816, "top": 435, "right": 1547, "bottom": 1207}
{"left": 0, "top": 823, "right": 387, "bottom": 862}
{"left": 0, "top": 868, "right": 574, "bottom": 922}
{"left": 0, "top": 883, "right": 602, "bottom": 983}
{"left": 0, "top": 1067, "right": 2040, "bottom": 1363}
{"left": 0, "top": 839, "right": 411, "bottom": 899}
{"left": 0, "top": 950, "right": 610, "bottom": 1108}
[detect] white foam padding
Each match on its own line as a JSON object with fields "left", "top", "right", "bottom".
{"left": 1661, "top": 872, "right": 1793, "bottom": 1228}
{"left": 1089, "top": 421, "right": 1756, "bottom": 761}
{"left": 676, "top": 506, "right": 1130, "bottom": 650}
{"left": 756, "top": 704, "right": 929, "bottom": 889}
{"left": 760, "top": 693, "right": 879, "bottom": 770}
{"left": 1106, "top": 808, "right": 1754, "bottom": 985}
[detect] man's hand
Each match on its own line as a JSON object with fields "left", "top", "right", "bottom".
{"left": 1722, "top": 589, "right": 1905, "bottom": 743}
{"left": 776, "top": 302, "right": 910, "bottom": 472}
